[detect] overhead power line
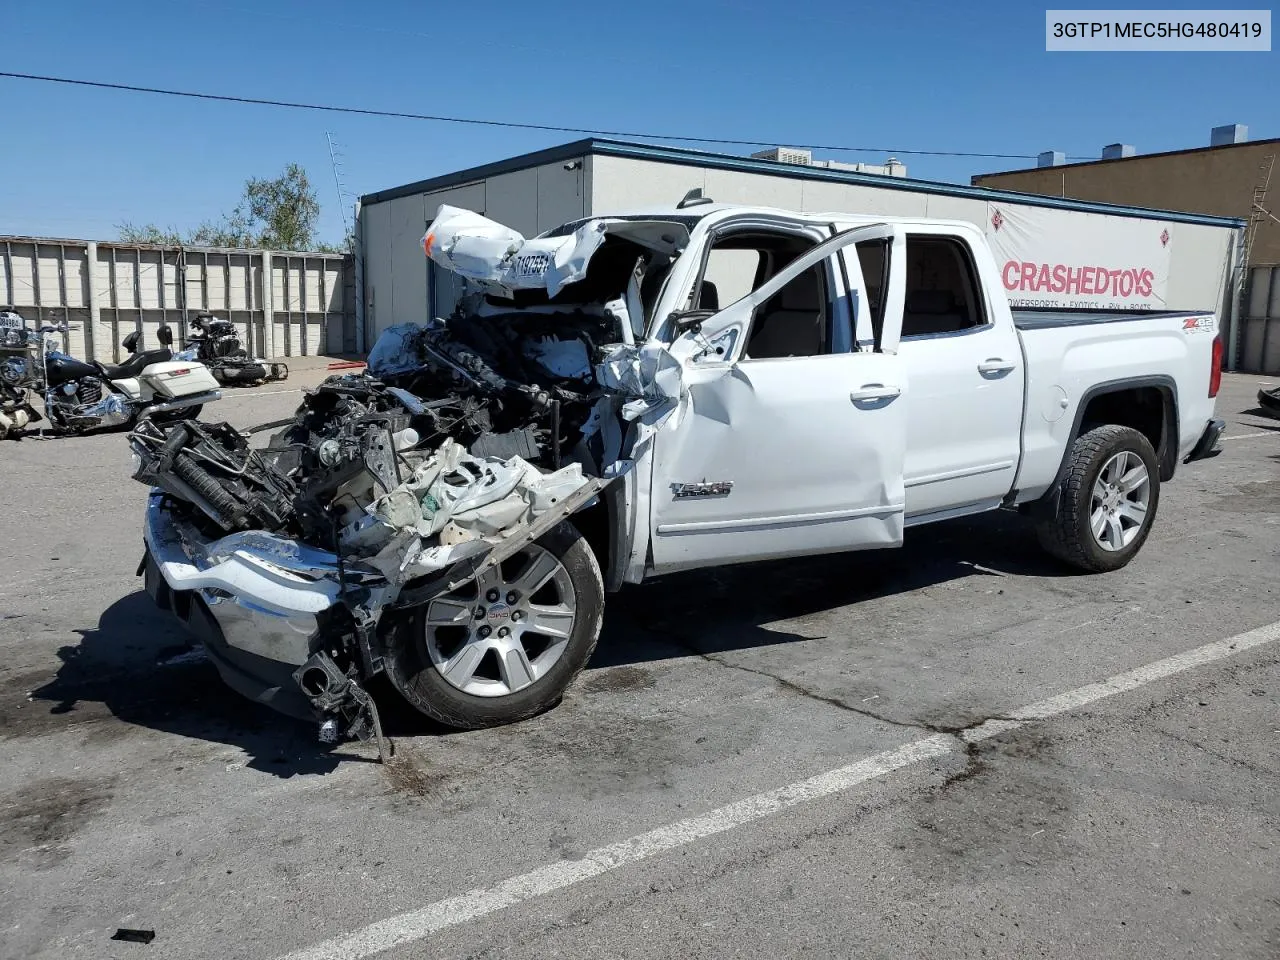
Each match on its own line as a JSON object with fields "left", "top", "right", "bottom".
{"left": 0, "top": 71, "right": 1094, "bottom": 162}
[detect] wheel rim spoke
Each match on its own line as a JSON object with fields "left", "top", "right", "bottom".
{"left": 426, "top": 596, "right": 474, "bottom": 627}
{"left": 525, "top": 603, "right": 575, "bottom": 639}
{"left": 1118, "top": 466, "right": 1148, "bottom": 494}
{"left": 498, "top": 645, "right": 535, "bottom": 692}
{"left": 514, "top": 550, "right": 561, "bottom": 595}
{"left": 476, "top": 565, "right": 503, "bottom": 591}
{"left": 441, "top": 640, "right": 488, "bottom": 687}
{"left": 1106, "top": 513, "right": 1125, "bottom": 549}
{"left": 1118, "top": 501, "right": 1147, "bottom": 525}
{"left": 1091, "top": 507, "right": 1108, "bottom": 540}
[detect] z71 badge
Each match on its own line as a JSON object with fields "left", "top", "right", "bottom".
{"left": 1182, "top": 315, "right": 1215, "bottom": 334}
{"left": 672, "top": 481, "right": 734, "bottom": 499}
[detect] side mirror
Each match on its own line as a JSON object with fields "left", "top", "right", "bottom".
{"left": 156, "top": 325, "right": 174, "bottom": 346}
{"left": 667, "top": 309, "right": 716, "bottom": 337}
{"left": 121, "top": 331, "right": 140, "bottom": 353}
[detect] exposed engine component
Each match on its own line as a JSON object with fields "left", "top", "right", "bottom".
{"left": 0, "top": 355, "right": 29, "bottom": 386}
{"left": 126, "top": 217, "right": 682, "bottom": 739}
{"left": 131, "top": 418, "right": 298, "bottom": 533}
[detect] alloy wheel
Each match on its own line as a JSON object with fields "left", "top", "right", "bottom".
{"left": 1089, "top": 450, "right": 1151, "bottom": 551}
{"left": 423, "top": 545, "right": 578, "bottom": 697}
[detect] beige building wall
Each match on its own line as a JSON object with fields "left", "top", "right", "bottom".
{"left": 973, "top": 140, "right": 1279, "bottom": 265}
{"left": 0, "top": 238, "right": 353, "bottom": 361}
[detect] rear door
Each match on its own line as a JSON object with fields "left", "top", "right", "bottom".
{"left": 648, "top": 226, "right": 908, "bottom": 575}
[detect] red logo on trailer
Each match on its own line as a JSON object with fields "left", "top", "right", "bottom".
{"left": 1160, "top": 229, "right": 1170, "bottom": 247}
{"left": 1001, "top": 261, "right": 1155, "bottom": 298}
{"left": 990, "top": 210, "right": 1004, "bottom": 232}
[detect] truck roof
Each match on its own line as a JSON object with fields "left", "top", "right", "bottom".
{"left": 541, "top": 203, "right": 983, "bottom": 237}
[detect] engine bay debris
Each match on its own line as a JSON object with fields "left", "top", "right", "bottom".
{"left": 128, "top": 204, "right": 693, "bottom": 745}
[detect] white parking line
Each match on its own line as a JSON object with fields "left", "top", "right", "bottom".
{"left": 1221, "top": 430, "right": 1278, "bottom": 441}
{"left": 277, "top": 618, "right": 1280, "bottom": 960}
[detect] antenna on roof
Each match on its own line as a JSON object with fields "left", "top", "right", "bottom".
{"left": 677, "top": 188, "right": 713, "bottom": 209}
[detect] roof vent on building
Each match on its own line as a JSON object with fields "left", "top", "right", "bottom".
{"left": 1102, "top": 143, "right": 1136, "bottom": 160}
{"left": 750, "top": 147, "right": 813, "bottom": 165}
{"left": 1037, "top": 150, "right": 1065, "bottom": 168}
{"left": 1210, "top": 123, "right": 1248, "bottom": 146}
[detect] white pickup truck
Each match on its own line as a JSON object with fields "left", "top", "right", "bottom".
{"left": 136, "top": 202, "right": 1225, "bottom": 736}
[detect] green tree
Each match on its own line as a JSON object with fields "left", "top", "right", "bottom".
{"left": 116, "top": 222, "right": 184, "bottom": 245}
{"left": 189, "top": 209, "right": 254, "bottom": 249}
{"left": 119, "top": 165, "right": 339, "bottom": 251}
{"left": 242, "top": 163, "right": 322, "bottom": 250}
{"left": 315, "top": 228, "right": 355, "bottom": 254}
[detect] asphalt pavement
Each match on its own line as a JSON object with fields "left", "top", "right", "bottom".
{"left": 0, "top": 372, "right": 1276, "bottom": 960}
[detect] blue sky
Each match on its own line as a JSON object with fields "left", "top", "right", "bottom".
{"left": 2, "top": 0, "right": 1276, "bottom": 245}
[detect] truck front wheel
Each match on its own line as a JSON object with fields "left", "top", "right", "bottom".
{"left": 385, "top": 520, "right": 605, "bottom": 729}
{"left": 1036, "top": 424, "right": 1161, "bottom": 573}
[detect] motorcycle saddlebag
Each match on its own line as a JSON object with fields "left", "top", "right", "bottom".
{"left": 147, "top": 361, "right": 221, "bottom": 398}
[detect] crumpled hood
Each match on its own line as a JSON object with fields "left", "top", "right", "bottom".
{"left": 422, "top": 205, "right": 689, "bottom": 298}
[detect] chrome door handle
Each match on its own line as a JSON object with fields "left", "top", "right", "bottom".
{"left": 850, "top": 383, "right": 902, "bottom": 402}
{"left": 978, "top": 359, "right": 1016, "bottom": 376}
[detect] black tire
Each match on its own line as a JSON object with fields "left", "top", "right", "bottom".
{"left": 385, "top": 520, "right": 604, "bottom": 729}
{"left": 1035, "top": 424, "right": 1161, "bottom": 573}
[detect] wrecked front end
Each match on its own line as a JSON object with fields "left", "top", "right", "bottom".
{"left": 129, "top": 206, "right": 685, "bottom": 740}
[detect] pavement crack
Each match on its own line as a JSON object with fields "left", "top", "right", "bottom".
{"left": 699, "top": 650, "right": 931, "bottom": 732}
{"left": 636, "top": 617, "right": 1016, "bottom": 742}
{"left": 1151, "top": 728, "right": 1278, "bottom": 777}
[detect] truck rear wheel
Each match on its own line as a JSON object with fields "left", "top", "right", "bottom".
{"left": 385, "top": 520, "right": 604, "bottom": 729}
{"left": 1036, "top": 424, "right": 1161, "bottom": 573}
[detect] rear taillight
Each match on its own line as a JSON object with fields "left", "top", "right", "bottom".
{"left": 1209, "top": 335, "right": 1223, "bottom": 398}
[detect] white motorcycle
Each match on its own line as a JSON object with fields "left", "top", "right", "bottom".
{"left": 37, "top": 320, "right": 222, "bottom": 433}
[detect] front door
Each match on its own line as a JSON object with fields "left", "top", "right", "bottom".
{"left": 648, "top": 226, "right": 908, "bottom": 575}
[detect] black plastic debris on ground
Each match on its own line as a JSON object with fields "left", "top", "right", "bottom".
{"left": 111, "top": 928, "right": 156, "bottom": 944}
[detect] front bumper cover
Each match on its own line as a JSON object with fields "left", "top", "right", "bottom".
{"left": 142, "top": 494, "right": 345, "bottom": 719}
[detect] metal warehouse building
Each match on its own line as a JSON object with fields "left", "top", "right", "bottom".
{"left": 356, "top": 139, "right": 1247, "bottom": 362}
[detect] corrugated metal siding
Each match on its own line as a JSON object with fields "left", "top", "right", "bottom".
{"left": 1241, "top": 265, "right": 1280, "bottom": 374}
{"left": 0, "top": 237, "right": 353, "bottom": 362}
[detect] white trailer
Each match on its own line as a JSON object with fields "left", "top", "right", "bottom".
{"left": 357, "top": 139, "right": 1246, "bottom": 362}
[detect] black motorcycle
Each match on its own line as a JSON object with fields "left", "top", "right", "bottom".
{"left": 179, "top": 312, "right": 288, "bottom": 386}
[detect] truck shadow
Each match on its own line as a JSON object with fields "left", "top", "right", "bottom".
{"left": 18, "top": 591, "right": 346, "bottom": 778}
{"left": 17, "top": 511, "right": 1070, "bottom": 761}
{"left": 588, "top": 510, "right": 1076, "bottom": 669}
